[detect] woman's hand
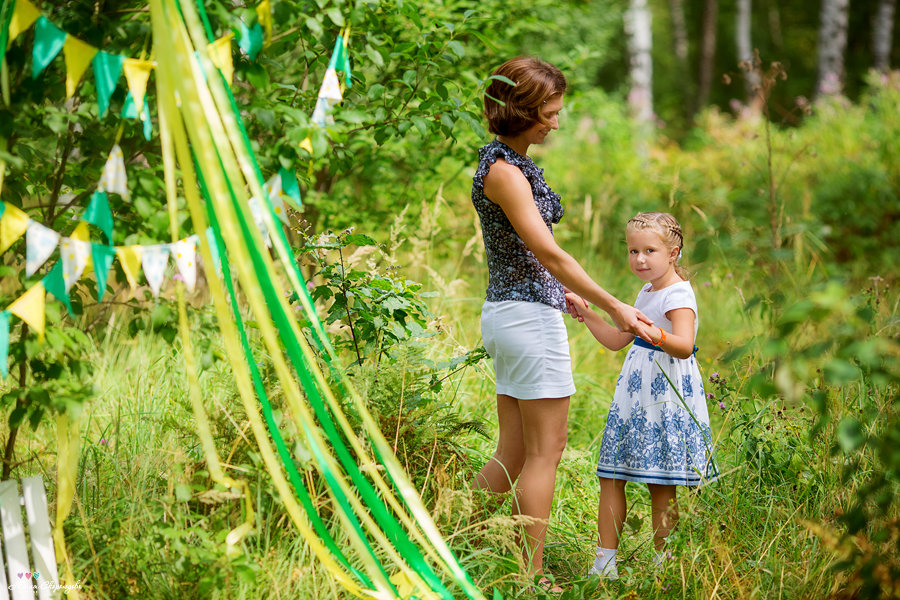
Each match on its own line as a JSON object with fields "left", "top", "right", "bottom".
{"left": 609, "top": 302, "right": 654, "bottom": 342}
{"left": 564, "top": 289, "right": 588, "bottom": 322}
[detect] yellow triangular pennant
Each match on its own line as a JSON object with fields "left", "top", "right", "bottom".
{"left": 0, "top": 203, "right": 31, "bottom": 255}
{"left": 70, "top": 221, "right": 93, "bottom": 272}
{"left": 116, "top": 245, "right": 143, "bottom": 289}
{"left": 63, "top": 36, "right": 98, "bottom": 98}
{"left": 208, "top": 33, "right": 235, "bottom": 85}
{"left": 256, "top": 0, "right": 272, "bottom": 46}
{"left": 122, "top": 58, "right": 154, "bottom": 119}
{"left": 8, "top": 282, "right": 46, "bottom": 341}
{"left": 8, "top": 0, "right": 41, "bottom": 45}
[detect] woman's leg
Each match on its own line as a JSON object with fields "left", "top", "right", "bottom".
{"left": 597, "top": 477, "right": 627, "bottom": 549}
{"left": 515, "top": 396, "right": 569, "bottom": 576}
{"left": 474, "top": 394, "right": 526, "bottom": 498}
{"left": 648, "top": 484, "right": 678, "bottom": 550}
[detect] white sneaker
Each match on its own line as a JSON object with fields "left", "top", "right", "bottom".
{"left": 587, "top": 564, "right": 618, "bottom": 580}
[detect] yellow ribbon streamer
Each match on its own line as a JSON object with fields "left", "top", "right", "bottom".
{"left": 53, "top": 414, "right": 82, "bottom": 599}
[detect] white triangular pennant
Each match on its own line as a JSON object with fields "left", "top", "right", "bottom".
{"left": 98, "top": 144, "right": 129, "bottom": 199}
{"left": 25, "top": 220, "right": 60, "bottom": 276}
{"left": 247, "top": 196, "right": 272, "bottom": 248}
{"left": 263, "top": 174, "right": 290, "bottom": 225}
{"left": 319, "top": 68, "right": 342, "bottom": 101}
{"left": 171, "top": 237, "right": 197, "bottom": 292}
{"left": 60, "top": 237, "right": 91, "bottom": 291}
{"left": 141, "top": 244, "right": 170, "bottom": 297}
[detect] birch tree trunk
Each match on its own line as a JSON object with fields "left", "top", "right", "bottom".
{"left": 872, "top": 0, "right": 896, "bottom": 72}
{"left": 737, "top": 0, "right": 762, "bottom": 107}
{"left": 625, "top": 0, "right": 654, "bottom": 126}
{"left": 816, "top": 0, "right": 850, "bottom": 98}
{"left": 668, "top": 0, "right": 689, "bottom": 69}
{"left": 697, "top": 0, "right": 718, "bottom": 111}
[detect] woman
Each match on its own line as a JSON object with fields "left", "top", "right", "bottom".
{"left": 471, "top": 56, "right": 653, "bottom": 588}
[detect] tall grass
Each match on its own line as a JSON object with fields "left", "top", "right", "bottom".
{"left": 1, "top": 81, "right": 898, "bottom": 598}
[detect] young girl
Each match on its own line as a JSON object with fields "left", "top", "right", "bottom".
{"left": 566, "top": 212, "right": 718, "bottom": 579}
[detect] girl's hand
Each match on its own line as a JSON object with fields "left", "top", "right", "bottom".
{"left": 564, "top": 290, "right": 588, "bottom": 322}
{"left": 610, "top": 302, "right": 654, "bottom": 342}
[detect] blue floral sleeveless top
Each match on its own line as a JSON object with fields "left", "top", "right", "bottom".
{"left": 471, "top": 139, "right": 566, "bottom": 311}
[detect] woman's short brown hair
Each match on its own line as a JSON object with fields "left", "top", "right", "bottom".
{"left": 483, "top": 56, "right": 567, "bottom": 137}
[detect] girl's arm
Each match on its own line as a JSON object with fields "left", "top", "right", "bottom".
{"left": 483, "top": 161, "right": 654, "bottom": 340}
{"left": 566, "top": 293, "right": 634, "bottom": 350}
{"left": 652, "top": 307, "right": 696, "bottom": 359}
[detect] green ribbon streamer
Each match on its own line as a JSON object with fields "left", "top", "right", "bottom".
{"left": 91, "top": 244, "right": 116, "bottom": 301}
{"left": 32, "top": 16, "right": 67, "bottom": 79}
{"left": 0, "top": 310, "right": 8, "bottom": 378}
{"left": 92, "top": 51, "right": 125, "bottom": 118}
{"left": 0, "top": 0, "right": 16, "bottom": 69}
{"left": 278, "top": 167, "right": 301, "bottom": 209}
{"left": 190, "top": 2, "right": 483, "bottom": 596}
{"left": 196, "top": 161, "right": 374, "bottom": 588}
{"left": 195, "top": 19, "right": 456, "bottom": 597}
{"left": 84, "top": 190, "right": 113, "bottom": 243}
{"left": 237, "top": 21, "right": 262, "bottom": 62}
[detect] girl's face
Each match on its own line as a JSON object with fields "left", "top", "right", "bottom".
{"left": 521, "top": 95, "right": 563, "bottom": 146}
{"left": 626, "top": 229, "right": 679, "bottom": 288}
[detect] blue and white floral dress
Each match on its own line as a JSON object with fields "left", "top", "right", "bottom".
{"left": 596, "top": 281, "right": 719, "bottom": 486}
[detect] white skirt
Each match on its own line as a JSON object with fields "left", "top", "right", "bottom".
{"left": 481, "top": 301, "right": 576, "bottom": 400}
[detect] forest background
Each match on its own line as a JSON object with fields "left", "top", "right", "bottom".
{"left": 0, "top": 0, "right": 898, "bottom": 598}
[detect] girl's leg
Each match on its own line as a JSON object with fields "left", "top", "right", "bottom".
{"left": 597, "top": 477, "right": 627, "bottom": 548}
{"left": 647, "top": 484, "right": 678, "bottom": 550}
{"left": 515, "top": 396, "right": 570, "bottom": 576}
{"left": 474, "top": 394, "right": 526, "bottom": 501}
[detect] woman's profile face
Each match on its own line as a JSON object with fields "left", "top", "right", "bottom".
{"left": 522, "top": 94, "right": 564, "bottom": 146}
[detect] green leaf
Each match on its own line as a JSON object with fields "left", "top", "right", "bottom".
{"left": 488, "top": 74, "right": 516, "bottom": 86}
{"left": 447, "top": 41, "right": 465, "bottom": 59}
{"left": 365, "top": 45, "right": 384, "bottom": 68}
{"left": 325, "top": 7, "right": 344, "bottom": 27}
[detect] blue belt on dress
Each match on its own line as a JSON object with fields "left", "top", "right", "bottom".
{"left": 633, "top": 337, "right": 699, "bottom": 355}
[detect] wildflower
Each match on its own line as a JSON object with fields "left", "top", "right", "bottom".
{"left": 719, "top": 402, "right": 725, "bottom": 410}
{"left": 173, "top": 273, "right": 184, "bottom": 282}
{"left": 706, "top": 392, "right": 715, "bottom": 400}
{"left": 99, "top": 439, "right": 108, "bottom": 445}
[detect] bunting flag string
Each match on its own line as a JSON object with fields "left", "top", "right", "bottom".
{"left": 0, "top": 137, "right": 297, "bottom": 376}
{"left": 1, "top": 0, "right": 269, "bottom": 128}
{"left": 301, "top": 28, "right": 352, "bottom": 153}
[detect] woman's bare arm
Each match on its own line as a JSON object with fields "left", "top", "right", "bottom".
{"left": 483, "top": 160, "right": 654, "bottom": 339}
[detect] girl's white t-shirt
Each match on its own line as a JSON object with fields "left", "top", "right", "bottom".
{"left": 633, "top": 281, "right": 699, "bottom": 337}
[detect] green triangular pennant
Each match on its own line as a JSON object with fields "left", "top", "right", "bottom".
{"left": 43, "top": 261, "right": 73, "bottom": 316}
{"left": 32, "top": 17, "right": 68, "bottom": 79}
{"left": 92, "top": 51, "right": 125, "bottom": 117}
{"left": 0, "top": 311, "right": 9, "bottom": 378}
{"left": 121, "top": 93, "right": 152, "bottom": 140}
{"left": 84, "top": 190, "right": 114, "bottom": 243}
{"left": 91, "top": 244, "right": 116, "bottom": 301}
{"left": 278, "top": 167, "right": 302, "bottom": 209}
{"left": 237, "top": 21, "right": 263, "bottom": 62}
